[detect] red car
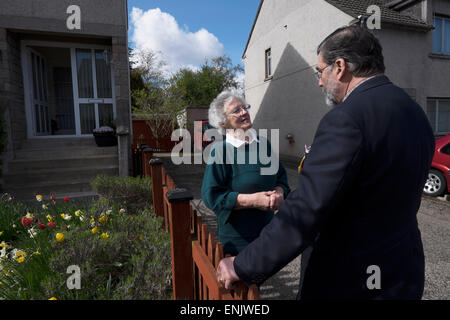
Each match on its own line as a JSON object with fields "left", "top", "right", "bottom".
{"left": 423, "top": 134, "right": 450, "bottom": 197}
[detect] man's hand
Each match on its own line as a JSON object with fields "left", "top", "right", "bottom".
{"left": 216, "top": 256, "right": 240, "bottom": 290}
{"left": 269, "top": 187, "right": 284, "bottom": 210}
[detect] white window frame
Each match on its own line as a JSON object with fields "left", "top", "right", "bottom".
{"left": 21, "top": 40, "right": 116, "bottom": 139}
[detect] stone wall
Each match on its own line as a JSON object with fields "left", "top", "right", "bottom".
{"left": 0, "top": 29, "right": 26, "bottom": 167}
{"left": 112, "top": 35, "right": 132, "bottom": 177}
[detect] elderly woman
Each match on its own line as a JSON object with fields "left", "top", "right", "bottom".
{"left": 201, "top": 89, "right": 291, "bottom": 256}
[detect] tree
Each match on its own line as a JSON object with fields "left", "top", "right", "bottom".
{"left": 170, "top": 55, "right": 243, "bottom": 107}
{"left": 130, "top": 48, "right": 184, "bottom": 145}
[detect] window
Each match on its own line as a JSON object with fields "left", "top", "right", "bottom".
{"left": 441, "top": 143, "right": 450, "bottom": 155}
{"left": 432, "top": 16, "right": 450, "bottom": 55}
{"left": 427, "top": 99, "right": 450, "bottom": 134}
{"left": 265, "top": 48, "right": 272, "bottom": 79}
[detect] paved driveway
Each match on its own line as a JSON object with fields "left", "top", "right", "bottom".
{"left": 157, "top": 153, "right": 450, "bottom": 300}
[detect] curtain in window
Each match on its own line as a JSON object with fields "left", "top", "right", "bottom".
{"left": 80, "top": 103, "right": 95, "bottom": 134}
{"left": 445, "top": 19, "right": 450, "bottom": 54}
{"left": 438, "top": 101, "right": 450, "bottom": 133}
{"left": 95, "top": 50, "right": 112, "bottom": 98}
{"left": 76, "top": 49, "right": 94, "bottom": 98}
{"left": 433, "top": 18, "right": 442, "bottom": 53}
{"left": 98, "top": 103, "right": 114, "bottom": 127}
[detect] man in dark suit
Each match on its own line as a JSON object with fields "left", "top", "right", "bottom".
{"left": 216, "top": 25, "right": 435, "bottom": 299}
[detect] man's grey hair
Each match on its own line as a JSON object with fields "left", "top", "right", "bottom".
{"left": 317, "top": 25, "right": 385, "bottom": 77}
{"left": 208, "top": 88, "right": 246, "bottom": 135}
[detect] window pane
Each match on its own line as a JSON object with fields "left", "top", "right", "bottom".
{"left": 437, "top": 100, "right": 450, "bottom": 133}
{"left": 80, "top": 103, "right": 95, "bottom": 134}
{"left": 427, "top": 100, "right": 436, "bottom": 132}
{"left": 95, "top": 50, "right": 112, "bottom": 98}
{"left": 445, "top": 19, "right": 450, "bottom": 54}
{"left": 31, "top": 52, "right": 37, "bottom": 100}
{"left": 53, "top": 67, "right": 75, "bottom": 134}
{"left": 98, "top": 103, "right": 114, "bottom": 127}
{"left": 433, "top": 18, "right": 442, "bottom": 53}
{"left": 76, "top": 49, "right": 93, "bottom": 98}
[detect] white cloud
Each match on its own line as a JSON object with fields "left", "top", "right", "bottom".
{"left": 130, "top": 7, "right": 224, "bottom": 75}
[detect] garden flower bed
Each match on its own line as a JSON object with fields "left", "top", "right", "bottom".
{"left": 0, "top": 176, "right": 172, "bottom": 300}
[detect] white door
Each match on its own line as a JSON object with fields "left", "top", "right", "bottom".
{"left": 71, "top": 48, "right": 115, "bottom": 135}
{"left": 29, "top": 49, "right": 50, "bottom": 136}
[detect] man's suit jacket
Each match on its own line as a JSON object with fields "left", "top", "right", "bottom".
{"left": 233, "top": 75, "right": 435, "bottom": 299}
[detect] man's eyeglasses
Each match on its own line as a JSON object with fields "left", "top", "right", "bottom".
{"left": 314, "top": 64, "right": 331, "bottom": 80}
{"left": 228, "top": 104, "right": 251, "bottom": 116}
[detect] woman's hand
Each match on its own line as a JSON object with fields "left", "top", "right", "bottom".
{"left": 251, "top": 191, "right": 273, "bottom": 211}
{"left": 268, "top": 187, "right": 284, "bottom": 211}
{"left": 236, "top": 191, "right": 272, "bottom": 211}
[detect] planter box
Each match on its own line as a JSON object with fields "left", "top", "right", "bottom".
{"left": 93, "top": 132, "right": 117, "bottom": 147}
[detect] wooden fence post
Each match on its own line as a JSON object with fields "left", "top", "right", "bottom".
{"left": 166, "top": 188, "right": 194, "bottom": 300}
{"left": 142, "top": 147, "right": 153, "bottom": 177}
{"left": 149, "top": 158, "right": 164, "bottom": 219}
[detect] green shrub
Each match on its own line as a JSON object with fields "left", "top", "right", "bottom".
{"left": 0, "top": 194, "right": 172, "bottom": 300}
{"left": 90, "top": 175, "right": 152, "bottom": 213}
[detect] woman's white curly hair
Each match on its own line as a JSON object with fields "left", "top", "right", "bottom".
{"left": 208, "top": 88, "right": 246, "bottom": 135}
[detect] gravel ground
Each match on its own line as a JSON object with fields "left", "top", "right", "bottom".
{"left": 159, "top": 154, "right": 449, "bottom": 300}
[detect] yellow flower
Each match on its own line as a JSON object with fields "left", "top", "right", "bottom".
{"left": 26, "top": 212, "right": 34, "bottom": 219}
{"left": 55, "top": 233, "right": 65, "bottom": 243}
{"left": 33, "top": 251, "right": 41, "bottom": 256}
{"left": 0, "top": 231, "right": 3, "bottom": 237}
{"left": 0, "top": 242, "right": 6, "bottom": 249}
{"left": 35, "top": 194, "right": 43, "bottom": 202}
{"left": 74, "top": 210, "right": 82, "bottom": 217}
{"left": 17, "top": 256, "right": 25, "bottom": 263}
{"left": 15, "top": 250, "right": 26, "bottom": 258}
{"left": 100, "top": 232, "right": 109, "bottom": 239}
{"left": 91, "top": 227, "right": 99, "bottom": 234}
{"left": 42, "top": 204, "right": 48, "bottom": 210}
{"left": 60, "top": 213, "right": 65, "bottom": 219}
{"left": 49, "top": 297, "right": 57, "bottom": 300}
{"left": 98, "top": 215, "right": 108, "bottom": 224}
{"left": 46, "top": 215, "right": 53, "bottom": 222}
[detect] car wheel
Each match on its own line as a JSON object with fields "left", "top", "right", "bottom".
{"left": 423, "top": 169, "right": 447, "bottom": 197}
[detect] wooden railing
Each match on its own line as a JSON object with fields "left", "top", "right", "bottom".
{"left": 145, "top": 157, "right": 260, "bottom": 300}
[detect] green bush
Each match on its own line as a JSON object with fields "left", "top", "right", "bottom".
{"left": 0, "top": 193, "right": 172, "bottom": 300}
{"left": 90, "top": 175, "right": 152, "bottom": 213}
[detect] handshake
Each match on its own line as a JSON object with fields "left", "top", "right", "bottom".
{"left": 236, "top": 187, "right": 285, "bottom": 211}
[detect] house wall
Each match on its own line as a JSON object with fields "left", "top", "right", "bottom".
{"left": 244, "top": 0, "right": 353, "bottom": 161}
{"left": 0, "top": 0, "right": 128, "bottom": 37}
{"left": 0, "top": 29, "right": 27, "bottom": 155}
{"left": 244, "top": 0, "right": 449, "bottom": 161}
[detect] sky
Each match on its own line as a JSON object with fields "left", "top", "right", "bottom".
{"left": 127, "top": 0, "right": 261, "bottom": 75}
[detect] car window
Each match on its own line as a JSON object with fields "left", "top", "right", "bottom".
{"left": 441, "top": 143, "right": 450, "bottom": 155}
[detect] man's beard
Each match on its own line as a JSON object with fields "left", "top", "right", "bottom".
{"left": 322, "top": 82, "right": 340, "bottom": 107}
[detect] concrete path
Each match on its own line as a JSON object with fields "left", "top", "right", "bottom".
{"left": 157, "top": 152, "right": 449, "bottom": 300}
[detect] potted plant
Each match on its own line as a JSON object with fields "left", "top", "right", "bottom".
{"left": 93, "top": 126, "right": 117, "bottom": 147}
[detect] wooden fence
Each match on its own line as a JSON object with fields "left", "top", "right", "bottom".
{"left": 132, "top": 118, "right": 177, "bottom": 152}
{"left": 143, "top": 154, "right": 260, "bottom": 300}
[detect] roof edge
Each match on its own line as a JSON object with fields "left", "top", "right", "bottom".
{"left": 242, "top": 0, "right": 264, "bottom": 59}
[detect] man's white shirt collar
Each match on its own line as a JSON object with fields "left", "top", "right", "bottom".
{"left": 342, "top": 74, "right": 383, "bottom": 102}
{"left": 225, "top": 128, "right": 259, "bottom": 148}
